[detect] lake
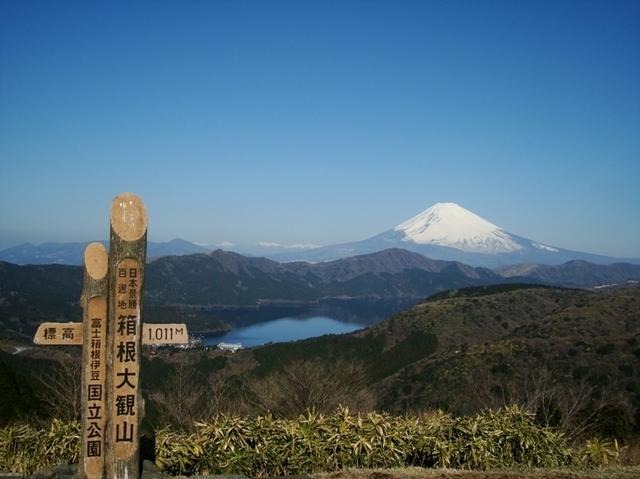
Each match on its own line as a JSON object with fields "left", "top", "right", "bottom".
{"left": 203, "top": 315, "right": 365, "bottom": 348}
{"left": 201, "top": 298, "right": 419, "bottom": 348}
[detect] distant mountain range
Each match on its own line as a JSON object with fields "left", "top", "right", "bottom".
{"left": 497, "top": 260, "right": 640, "bottom": 288}
{"left": 144, "top": 248, "right": 502, "bottom": 307}
{"left": 267, "top": 203, "right": 640, "bottom": 267}
{"left": 0, "top": 238, "right": 208, "bottom": 265}
{"left": 2, "top": 247, "right": 640, "bottom": 342}
{"left": 2, "top": 202, "right": 637, "bottom": 268}
{"left": 0, "top": 248, "right": 498, "bottom": 341}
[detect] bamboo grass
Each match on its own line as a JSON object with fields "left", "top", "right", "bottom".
{"left": 1, "top": 407, "right": 598, "bottom": 476}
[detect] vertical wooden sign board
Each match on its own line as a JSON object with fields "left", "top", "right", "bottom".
{"left": 30, "top": 193, "right": 188, "bottom": 479}
{"left": 106, "top": 193, "right": 147, "bottom": 479}
{"left": 80, "top": 243, "right": 109, "bottom": 479}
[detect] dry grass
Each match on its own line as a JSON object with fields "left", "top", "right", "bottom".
{"left": 318, "top": 465, "right": 640, "bottom": 479}
{"left": 617, "top": 442, "right": 640, "bottom": 467}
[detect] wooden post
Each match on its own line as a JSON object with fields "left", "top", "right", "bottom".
{"left": 105, "top": 193, "right": 148, "bottom": 479}
{"left": 80, "top": 242, "right": 109, "bottom": 479}
{"left": 31, "top": 193, "right": 188, "bottom": 478}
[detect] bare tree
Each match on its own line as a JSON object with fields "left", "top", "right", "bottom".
{"left": 36, "top": 354, "right": 82, "bottom": 421}
{"left": 149, "top": 360, "right": 233, "bottom": 429}
{"left": 245, "top": 358, "right": 373, "bottom": 417}
{"left": 150, "top": 361, "right": 205, "bottom": 429}
{"left": 473, "top": 365, "right": 614, "bottom": 441}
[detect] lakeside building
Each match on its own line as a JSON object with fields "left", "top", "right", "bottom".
{"left": 218, "top": 342, "right": 243, "bottom": 352}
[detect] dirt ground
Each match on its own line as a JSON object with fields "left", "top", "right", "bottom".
{"left": 318, "top": 466, "right": 640, "bottom": 479}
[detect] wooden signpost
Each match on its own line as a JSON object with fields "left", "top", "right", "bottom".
{"left": 81, "top": 242, "right": 109, "bottom": 479}
{"left": 106, "top": 193, "right": 147, "bottom": 479}
{"left": 35, "top": 323, "right": 189, "bottom": 347}
{"left": 32, "top": 193, "right": 189, "bottom": 479}
{"left": 33, "top": 322, "right": 83, "bottom": 345}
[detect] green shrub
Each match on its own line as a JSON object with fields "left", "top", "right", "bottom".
{"left": 0, "top": 407, "right": 576, "bottom": 476}
{"left": 155, "top": 406, "right": 574, "bottom": 476}
{"left": 580, "top": 438, "right": 621, "bottom": 467}
{"left": 0, "top": 420, "right": 79, "bottom": 475}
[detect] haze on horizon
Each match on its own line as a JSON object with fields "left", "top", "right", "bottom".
{"left": 1, "top": 1, "right": 639, "bottom": 257}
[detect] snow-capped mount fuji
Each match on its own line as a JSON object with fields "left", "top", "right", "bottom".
{"left": 268, "top": 202, "right": 638, "bottom": 267}
{"left": 394, "top": 203, "right": 523, "bottom": 254}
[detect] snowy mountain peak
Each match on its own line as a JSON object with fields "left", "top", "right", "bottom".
{"left": 393, "top": 202, "right": 523, "bottom": 254}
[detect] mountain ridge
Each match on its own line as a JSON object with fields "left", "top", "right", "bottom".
{"left": 0, "top": 238, "right": 208, "bottom": 265}
{"left": 268, "top": 203, "right": 640, "bottom": 266}
{"left": 144, "top": 247, "right": 503, "bottom": 306}
{"left": 243, "top": 284, "right": 640, "bottom": 435}
{"left": 4, "top": 203, "right": 638, "bottom": 268}
{"left": 2, "top": 247, "right": 640, "bottom": 343}
{"left": 0, "top": 248, "right": 504, "bottom": 341}
{"left": 496, "top": 260, "right": 640, "bottom": 288}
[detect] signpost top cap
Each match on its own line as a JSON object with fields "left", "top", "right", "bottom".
{"left": 84, "top": 242, "right": 108, "bottom": 280}
{"left": 110, "top": 193, "right": 148, "bottom": 241}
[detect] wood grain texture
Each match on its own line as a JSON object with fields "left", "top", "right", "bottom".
{"left": 85, "top": 242, "right": 109, "bottom": 280}
{"left": 33, "top": 322, "right": 82, "bottom": 345}
{"left": 142, "top": 323, "right": 188, "bottom": 345}
{"left": 80, "top": 242, "right": 109, "bottom": 479}
{"left": 110, "top": 193, "right": 147, "bottom": 242}
{"left": 105, "top": 194, "right": 147, "bottom": 479}
{"left": 33, "top": 322, "right": 189, "bottom": 346}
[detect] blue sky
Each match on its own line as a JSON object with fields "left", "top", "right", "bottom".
{"left": 1, "top": 0, "right": 639, "bottom": 257}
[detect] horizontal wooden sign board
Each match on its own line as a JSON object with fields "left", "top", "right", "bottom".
{"left": 34, "top": 323, "right": 189, "bottom": 346}
{"left": 33, "top": 322, "right": 82, "bottom": 345}
{"left": 142, "top": 323, "right": 188, "bottom": 344}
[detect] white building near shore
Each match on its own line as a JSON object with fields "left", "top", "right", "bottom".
{"left": 218, "top": 342, "right": 243, "bottom": 352}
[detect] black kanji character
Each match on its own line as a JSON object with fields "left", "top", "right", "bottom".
{"left": 115, "top": 394, "right": 135, "bottom": 416}
{"left": 87, "top": 421, "right": 102, "bottom": 439}
{"left": 115, "top": 421, "right": 134, "bottom": 442}
{"left": 87, "top": 440, "right": 101, "bottom": 457}
{"left": 116, "top": 368, "right": 136, "bottom": 389}
{"left": 117, "top": 315, "right": 136, "bottom": 335}
{"left": 88, "top": 384, "right": 102, "bottom": 401}
{"left": 116, "top": 341, "right": 136, "bottom": 363}
{"left": 88, "top": 403, "right": 101, "bottom": 420}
